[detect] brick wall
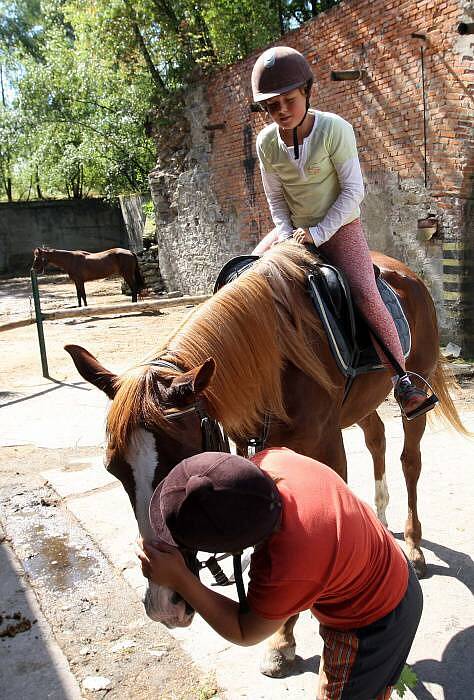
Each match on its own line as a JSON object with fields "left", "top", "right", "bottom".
{"left": 203, "top": 0, "right": 473, "bottom": 349}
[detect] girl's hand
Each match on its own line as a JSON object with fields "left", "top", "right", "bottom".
{"left": 137, "top": 538, "right": 189, "bottom": 589}
{"left": 293, "top": 227, "right": 312, "bottom": 244}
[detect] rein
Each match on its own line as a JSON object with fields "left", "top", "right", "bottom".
{"left": 145, "top": 358, "right": 272, "bottom": 612}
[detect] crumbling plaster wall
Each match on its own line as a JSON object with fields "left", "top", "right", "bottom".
{"left": 149, "top": 87, "right": 246, "bottom": 295}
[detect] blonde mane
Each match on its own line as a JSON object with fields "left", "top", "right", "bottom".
{"left": 107, "top": 242, "right": 334, "bottom": 453}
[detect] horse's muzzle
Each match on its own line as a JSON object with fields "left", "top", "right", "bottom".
{"left": 143, "top": 583, "right": 194, "bottom": 628}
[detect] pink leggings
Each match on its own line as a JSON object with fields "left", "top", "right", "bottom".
{"left": 319, "top": 219, "right": 405, "bottom": 371}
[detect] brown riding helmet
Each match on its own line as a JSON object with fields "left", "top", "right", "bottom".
{"left": 149, "top": 452, "right": 282, "bottom": 554}
{"left": 251, "top": 46, "right": 314, "bottom": 103}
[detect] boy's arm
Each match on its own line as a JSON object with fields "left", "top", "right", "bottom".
{"left": 140, "top": 541, "right": 286, "bottom": 647}
{"left": 176, "top": 567, "right": 288, "bottom": 646}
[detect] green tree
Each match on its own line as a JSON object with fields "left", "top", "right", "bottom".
{"left": 1, "top": 0, "right": 341, "bottom": 201}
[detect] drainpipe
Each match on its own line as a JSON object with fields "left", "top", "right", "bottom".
{"left": 411, "top": 33, "right": 428, "bottom": 188}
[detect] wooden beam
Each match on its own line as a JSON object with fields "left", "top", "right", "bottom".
{"left": 0, "top": 295, "right": 210, "bottom": 332}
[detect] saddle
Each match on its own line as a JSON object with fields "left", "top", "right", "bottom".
{"left": 214, "top": 253, "right": 411, "bottom": 381}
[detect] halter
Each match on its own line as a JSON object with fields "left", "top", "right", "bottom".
{"left": 147, "top": 359, "right": 230, "bottom": 453}
{"left": 146, "top": 359, "right": 249, "bottom": 610}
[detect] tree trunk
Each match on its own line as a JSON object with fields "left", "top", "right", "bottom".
{"left": 133, "top": 22, "right": 167, "bottom": 91}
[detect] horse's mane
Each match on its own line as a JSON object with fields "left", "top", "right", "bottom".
{"left": 107, "top": 242, "right": 334, "bottom": 452}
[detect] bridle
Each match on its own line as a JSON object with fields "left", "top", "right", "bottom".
{"left": 147, "top": 359, "right": 230, "bottom": 453}
{"left": 146, "top": 359, "right": 250, "bottom": 610}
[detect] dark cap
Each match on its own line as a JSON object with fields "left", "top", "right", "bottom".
{"left": 251, "top": 46, "right": 313, "bottom": 102}
{"left": 149, "top": 452, "right": 282, "bottom": 553}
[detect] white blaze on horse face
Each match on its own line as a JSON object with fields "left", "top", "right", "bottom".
{"left": 125, "top": 427, "right": 194, "bottom": 628}
{"left": 126, "top": 428, "right": 157, "bottom": 541}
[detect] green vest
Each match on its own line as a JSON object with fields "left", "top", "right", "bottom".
{"left": 256, "top": 110, "right": 360, "bottom": 229}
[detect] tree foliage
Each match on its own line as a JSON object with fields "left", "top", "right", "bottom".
{"left": 1, "top": 0, "right": 341, "bottom": 200}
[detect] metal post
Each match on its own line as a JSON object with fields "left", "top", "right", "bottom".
{"left": 30, "top": 269, "right": 49, "bottom": 378}
{"left": 420, "top": 46, "right": 428, "bottom": 188}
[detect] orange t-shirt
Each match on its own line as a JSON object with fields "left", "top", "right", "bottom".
{"left": 248, "top": 448, "right": 408, "bottom": 629}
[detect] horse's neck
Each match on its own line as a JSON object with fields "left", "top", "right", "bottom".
{"left": 46, "top": 250, "right": 74, "bottom": 270}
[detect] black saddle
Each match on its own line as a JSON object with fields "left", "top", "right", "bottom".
{"left": 214, "top": 254, "right": 411, "bottom": 380}
{"left": 214, "top": 255, "right": 260, "bottom": 294}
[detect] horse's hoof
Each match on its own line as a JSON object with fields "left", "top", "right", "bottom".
{"left": 409, "top": 548, "right": 427, "bottom": 579}
{"left": 259, "top": 647, "right": 296, "bottom": 678}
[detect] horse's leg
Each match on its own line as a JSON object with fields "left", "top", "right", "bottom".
{"left": 358, "top": 411, "right": 389, "bottom": 527}
{"left": 320, "top": 429, "right": 347, "bottom": 482}
{"left": 74, "top": 280, "right": 82, "bottom": 307}
{"left": 123, "top": 271, "right": 137, "bottom": 302}
{"left": 131, "top": 276, "right": 137, "bottom": 303}
{"left": 260, "top": 615, "right": 298, "bottom": 678}
{"left": 401, "top": 414, "right": 427, "bottom": 578}
{"left": 80, "top": 281, "right": 87, "bottom": 306}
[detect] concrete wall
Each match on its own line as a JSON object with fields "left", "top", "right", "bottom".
{"left": 150, "top": 0, "right": 473, "bottom": 351}
{"left": 0, "top": 199, "right": 128, "bottom": 275}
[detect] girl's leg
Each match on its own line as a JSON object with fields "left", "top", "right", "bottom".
{"left": 319, "top": 219, "right": 405, "bottom": 370}
{"left": 318, "top": 219, "right": 438, "bottom": 420}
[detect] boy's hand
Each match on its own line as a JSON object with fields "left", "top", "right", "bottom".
{"left": 137, "top": 538, "right": 189, "bottom": 589}
{"left": 293, "top": 227, "right": 312, "bottom": 244}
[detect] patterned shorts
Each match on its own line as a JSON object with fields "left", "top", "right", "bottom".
{"left": 317, "top": 562, "right": 422, "bottom": 699}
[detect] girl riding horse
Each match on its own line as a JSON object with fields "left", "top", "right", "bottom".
{"left": 251, "top": 46, "right": 437, "bottom": 421}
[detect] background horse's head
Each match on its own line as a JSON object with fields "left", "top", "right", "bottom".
{"left": 32, "top": 247, "right": 49, "bottom": 273}
{"left": 65, "top": 344, "right": 216, "bottom": 627}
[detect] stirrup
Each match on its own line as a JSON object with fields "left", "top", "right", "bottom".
{"left": 396, "top": 371, "right": 439, "bottom": 421}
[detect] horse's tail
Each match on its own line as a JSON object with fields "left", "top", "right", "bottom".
{"left": 430, "top": 352, "right": 472, "bottom": 437}
{"left": 132, "top": 253, "right": 146, "bottom": 293}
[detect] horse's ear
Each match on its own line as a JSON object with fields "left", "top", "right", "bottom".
{"left": 65, "top": 344, "right": 118, "bottom": 399}
{"left": 168, "top": 358, "right": 216, "bottom": 406}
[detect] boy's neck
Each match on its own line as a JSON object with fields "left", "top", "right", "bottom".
{"left": 279, "top": 111, "right": 315, "bottom": 147}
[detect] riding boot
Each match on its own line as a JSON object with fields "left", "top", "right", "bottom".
{"left": 394, "top": 376, "right": 439, "bottom": 421}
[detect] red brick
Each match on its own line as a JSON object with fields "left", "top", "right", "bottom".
{"left": 205, "top": 0, "right": 469, "bottom": 239}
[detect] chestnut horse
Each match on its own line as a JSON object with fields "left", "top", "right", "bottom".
{"left": 32, "top": 247, "right": 145, "bottom": 306}
{"left": 65, "top": 241, "right": 466, "bottom": 678}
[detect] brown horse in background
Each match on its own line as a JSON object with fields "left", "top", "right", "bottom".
{"left": 32, "top": 247, "right": 145, "bottom": 306}
{"left": 65, "top": 241, "right": 468, "bottom": 677}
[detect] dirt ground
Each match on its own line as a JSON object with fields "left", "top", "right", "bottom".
{"left": 0, "top": 274, "right": 196, "bottom": 387}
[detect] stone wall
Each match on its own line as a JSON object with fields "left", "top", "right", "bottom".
{"left": 149, "top": 86, "right": 250, "bottom": 295}
{"left": 150, "top": 0, "right": 473, "bottom": 348}
{"left": 0, "top": 199, "right": 128, "bottom": 275}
